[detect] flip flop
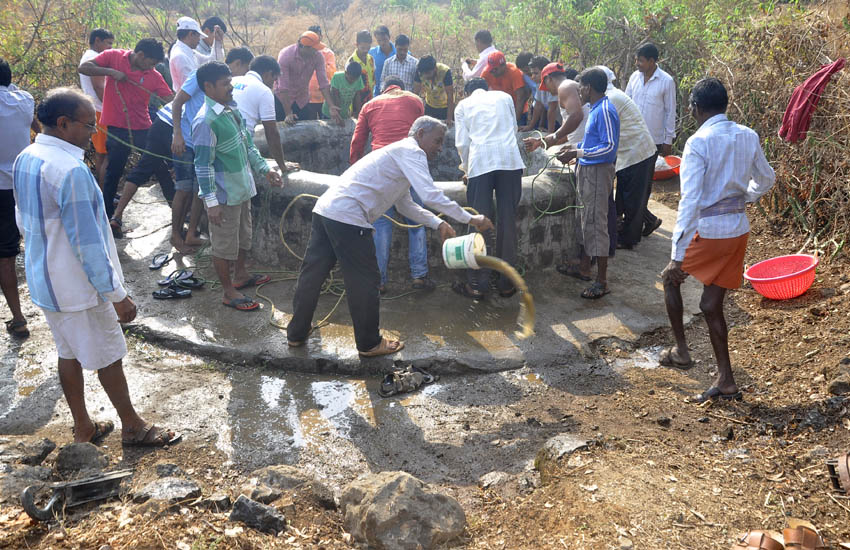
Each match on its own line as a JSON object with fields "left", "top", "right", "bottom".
{"left": 148, "top": 253, "right": 172, "bottom": 270}
{"left": 173, "top": 276, "right": 206, "bottom": 289}
{"left": 223, "top": 296, "right": 260, "bottom": 311}
{"left": 659, "top": 346, "right": 693, "bottom": 369}
{"left": 378, "top": 366, "right": 437, "bottom": 397}
{"left": 359, "top": 337, "right": 405, "bottom": 357}
{"left": 122, "top": 424, "right": 182, "bottom": 447}
{"left": 152, "top": 286, "right": 192, "bottom": 299}
{"left": 72, "top": 420, "right": 114, "bottom": 445}
{"left": 581, "top": 281, "right": 610, "bottom": 299}
{"left": 157, "top": 269, "right": 194, "bottom": 286}
{"left": 234, "top": 274, "right": 271, "bottom": 290}
{"left": 687, "top": 386, "right": 743, "bottom": 404}
{"left": 451, "top": 280, "right": 484, "bottom": 301}
{"left": 556, "top": 264, "right": 591, "bottom": 281}
{"left": 5, "top": 319, "right": 29, "bottom": 339}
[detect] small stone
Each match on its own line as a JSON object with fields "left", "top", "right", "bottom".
{"left": 229, "top": 495, "right": 286, "bottom": 535}
{"left": 697, "top": 417, "right": 709, "bottom": 423}
{"left": 722, "top": 426, "right": 734, "bottom": 440}
{"left": 55, "top": 443, "right": 108, "bottom": 477}
{"left": 242, "top": 484, "right": 281, "bottom": 505}
{"left": 813, "top": 374, "right": 826, "bottom": 384}
{"left": 250, "top": 465, "right": 308, "bottom": 491}
{"left": 840, "top": 357, "right": 850, "bottom": 365}
{"left": 199, "top": 494, "right": 231, "bottom": 512}
{"left": 0, "top": 438, "right": 56, "bottom": 466}
{"left": 154, "top": 463, "right": 187, "bottom": 478}
{"left": 134, "top": 477, "right": 201, "bottom": 504}
{"left": 277, "top": 497, "right": 296, "bottom": 519}
{"left": 821, "top": 288, "right": 836, "bottom": 298}
{"left": 619, "top": 536, "right": 634, "bottom": 549}
{"left": 306, "top": 479, "right": 337, "bottom": 509}
{"left": 839, "top": 282, "right": 850, "bottom": 293}
{"left": 807, "top": 445, "right": 830, "bottom": 458}
{"left": 479, "top": 471, "right": 511, "bottom": 489}
{"left": 828, "top": 373, "right": 850, "bottom": 396}
{"left": 99, "top": 545, "right": 112, "bottom": 550}
{"left": 656, "top": 416, "right": 672, "bottom": 428}
{"left": 538, "top": 434, "right": 588, "bottom": 462}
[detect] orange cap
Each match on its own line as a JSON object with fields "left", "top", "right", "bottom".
{"left": 298, "top": 31, "right": 325, "bottom": 50}
{"left": 487, "top": 51, "right": 506, "bottom": 68}
{"left": 540, "top": 62, "right": 566, "bottom": 82}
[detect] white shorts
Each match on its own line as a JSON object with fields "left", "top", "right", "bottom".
{"left": 43, "top": 301, "right": 127, "bottom": 371}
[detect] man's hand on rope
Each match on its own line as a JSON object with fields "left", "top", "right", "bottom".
{"left": 266, "top": 170, "right": 284, "bottom": 188}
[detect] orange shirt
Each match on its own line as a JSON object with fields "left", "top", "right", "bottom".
{"left": 309, "top": 48, "right": 336, "bottom": 104}
{"left": 481, "top": 62, "right": 528, "bottom": 113}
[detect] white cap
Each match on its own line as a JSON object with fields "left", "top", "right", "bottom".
{"left": 176, "top": 16, "right": 207, "bottom": 38}
{"left": 596, "top": 65, "right": 616, "bottom": 90}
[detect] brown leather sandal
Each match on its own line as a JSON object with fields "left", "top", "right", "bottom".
{"left": 730, "top": 531, "right": 784, "bottom": 550}
{"left": 783, "top": 525, "right": 829, "bottom": 550}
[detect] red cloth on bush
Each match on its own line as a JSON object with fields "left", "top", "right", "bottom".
{"left": 779, "top": 58, "right": 845, "bottom": 143}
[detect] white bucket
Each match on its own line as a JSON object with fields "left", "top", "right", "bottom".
{"left": 442, "top": 233, "right": 486, "bottom": 269}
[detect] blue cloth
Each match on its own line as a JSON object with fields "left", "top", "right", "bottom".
{"left": 372, "top": 189, "right": 428, "bottom": 285}
{"left": 179, "top": 73, "right": 206, "bottom": 148}
{"left": 522, "top": 74, "right": 538, "bottom": 102}
{"left": 369, "top": 43, "right": 396, "bottom": 96}
{"left": 578, "top": 96, "right": 619, "bottom": 166}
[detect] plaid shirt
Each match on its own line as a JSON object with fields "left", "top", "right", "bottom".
{"left": 380, "top": 54, "right": 418, "bottom": 93}
{"left": 192, "top": 96, "right": 270, "bottom": 208}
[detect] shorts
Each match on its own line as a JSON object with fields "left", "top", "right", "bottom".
{"left": 575, "top": 162, "right": 615, "bottom": 257}
{"left": 43, "top": 300, "right": 127, "bottom": 371}
{"left": 92, "top": 111, "right": 108, "bottom": 155}
{"left": 682, "top": 232, "right": 749, "bottom": 289}
{"left": 174, "top": 147, "right": 199, "bottom": 193}
{"left": 208, "top": 200, "right": 253, "bottom": 260}
{"left": 424, "top": 104, "right": 448, "bottom": 120}
{"left": 0, "top": 190, "right": 21, "bottom": 258}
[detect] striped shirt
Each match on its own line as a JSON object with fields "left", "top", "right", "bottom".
{"left": 13, "top": 134, "right": 126, "bottom": 312}
{"left": 672, "top": 114, "right": 775, "bottom": 261}
{"left": 192, "top": 96, "right": 270, "bottom": 207}
{"left": 381, "top": 53, "right": 419, "bottom": 92}
{"left": 576, "top": 96, "right": 619, "bottom": 166}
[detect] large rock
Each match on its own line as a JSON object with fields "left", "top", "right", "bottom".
{"left": 340, "top": 471, "right": 466, "bottom": 550}
{"left": 0, "top": 438, "right": 56, "bottom": 466}
{"left": 828, "top": 368, "right": 850, "bottom": 395}
{"left": 0, "top": 465, "right": 51, "bottom": 504}
{"left": 133, "top": 477, "right": 202, "bottom": 504}
{"left": 229, "top": 495, "right": 287, "bottom": 535}
{"left": 535, "top": 434, "right": 588, "bottom": 483}
{"left": 250, "top": 464, "right": 308, "bottom": 490}
{"left": 55, "top": 443, "right": 108, "bottom": 478}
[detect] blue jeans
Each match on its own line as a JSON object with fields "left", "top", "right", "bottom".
{"left": 372, "top": 190, "right": 428, "bottom": 285}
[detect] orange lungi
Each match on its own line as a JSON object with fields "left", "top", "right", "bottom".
{"left": 91, "top": 111, "right": 107, "bottom": 154}
{"left": 681, "top": 232, "right": 749, "bottom": 289}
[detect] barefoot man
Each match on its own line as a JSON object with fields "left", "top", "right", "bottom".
{"left": 661, "top": 78, "right": 775, "bottom": 403}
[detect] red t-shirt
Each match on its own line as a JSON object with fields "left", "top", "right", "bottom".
{"left": 94, "top": 49, "right": 171, "bottom": 130}
{"left": 349, "top": 88, "right": 424, "bottom": 164}
{"left": 482, "top": 62, "right": 528, "bottom": 113}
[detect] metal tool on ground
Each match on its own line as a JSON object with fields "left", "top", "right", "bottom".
{"left": 827, "top": 451, "right": 849, "bottom": 493}
{"left": 21, "top": 468, "right": 134, "bottom": 522}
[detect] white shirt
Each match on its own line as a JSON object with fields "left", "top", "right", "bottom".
{"left": 672, "top": 114, "right": 775, "bottom": 261}
{"left": 454, "top": 89, "right": 525, "bottom": 179}
{"left": 462, "top": 45, "right": 497, "bottom": 81}
{"left": 79, "top": 49, "right": 103, "bottom": 111}
{"left": 232, "top": 71, "right": 276, "bottom": 131}
{"left": 314, "top": 137, "right": 473, "bottom": 230}
{"left": 169, "top": 38, "right": 223, "bottom": 91}
{"left": 605, "top": 87, "right": 657, "bottom": 171}
{"left": 0, "top": 84, "right": 34, "bottom": 191}
{"left": 561, "top": 103, "right": 590, "bottom": 147}
{"left": 625, "top": 66, "right": 676, "bottom": 145}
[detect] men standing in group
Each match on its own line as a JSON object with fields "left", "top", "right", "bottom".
{"left": 78, "top": 39, "right": 174, "bottom": 226}
{"left": 453, "top": 77, "right": 525, "bottom": 300}
{"left": 78, "top": 28, "right": 114, "bottom": 187}
{"left": 661, "top": 77, "right": 774, "bottom": 403}
{"left": 462, "top": 30, "right": 496, "bottom": 81}
{"left": 276, "top": 31, "right": 341, "bottom": 124}
{"left": 170, "top": 16, "right": 224, "bottom": 91}
{"left": 413, "top": 55, "right": 454, "bottom": 124}
{"left": 625, "top": 43, "right": 675, "bottom": 238}
{"left": 306, "top": 25, "right": 336, "bottom": 119}
{"left": 481, "top": 52, "right": 530, "bottom": 124}
{"left": 520, "top": 55, "right": 560, "bottom": 133}
{"left": 524, "top": 63, "right": 586, "bottom": 152}
{"left": 230, "top": 51, "right": 297, "bottom": 174}
{"left": 350, "top": 78, "right": 430, "bottom": 292}
{"left": 193, "top": 61, "right": 283, "bottom": 311}
{"left": 348, "top": 30, "right": 376, "bottom": 111}
{"left": 14, "top": 88, "right": 179, "bottom": 447}
{"left": 1, "top": 58, "right": 38, "bottom": 339}
{"left": 369, "top": 25, "right": 394, "bottom": 97}
{"left": 287, "top": 116, "right": 493, "bottom": 356}
{"left": 555, "top": 68, "right": 619, "bottom": 299}
{"left": 380, "top": 35, "right": 417, "bottom": 93}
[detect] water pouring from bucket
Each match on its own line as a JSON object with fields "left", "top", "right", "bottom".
{"left": 441, "top": 234, "right": 536, "bottom": 339}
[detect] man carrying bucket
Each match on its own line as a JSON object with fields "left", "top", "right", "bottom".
{"left": 660, "top": 78, "right": 774, "bottom": 403}
{"left": 286, "top": 116, "right": 494, "bottom": 357}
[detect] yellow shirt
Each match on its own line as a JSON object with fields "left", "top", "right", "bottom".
{"left": 419, "top": 63, "right": 451, "bottom": 109}
{"left": 348, "top": 51, "right": 375, "bottom": 99}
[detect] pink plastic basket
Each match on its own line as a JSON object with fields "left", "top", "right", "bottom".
{"left": 743, "top": 254, "right": 818, "bottom": 300}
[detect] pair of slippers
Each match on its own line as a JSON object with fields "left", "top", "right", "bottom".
{"left": 220, "top": 275, "right": 272, "bottom": 311}
{"left": 378, "top": 365, "right": 438, "bottom": 398}
{"left": 153, "top": 269, "right": 205, "bottom": 300}
{"left": 659, "top": 346, "right": 744, "bottom": 403}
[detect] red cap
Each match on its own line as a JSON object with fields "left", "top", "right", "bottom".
{"left": 487, "top": 51, "right": 506, "bottom": 68}
{"left": 298, "top": 31, "right": 325, "bottom": 50}
{"left": 540, "top": 62, "right": 566, "bottom": 82}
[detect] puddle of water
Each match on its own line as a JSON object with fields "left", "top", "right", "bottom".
{"left": 612, "top": 345, "right": 663, "bottom": 372}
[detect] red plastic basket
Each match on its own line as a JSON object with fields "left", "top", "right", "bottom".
{"left": 743, "top": 254, "right": 818, "bottom": 300}
{"left": 653, "top": 155, "right": 682, "bottom": 181}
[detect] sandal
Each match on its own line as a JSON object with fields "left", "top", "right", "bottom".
{"left": 451, "top": 280, "right": 484, "bottom": 301}
{"left": 173, "top": 276, "right": 206, "bottom": 289}
{"left": 234, "top": 274, "right": 271, "bottom": 290}
{"left": 687, "top": 386, "right": 743, "bottom": 404}
{"left": 158, "top": 269, "right": 194, "bottom": 286}
{"left": 359, "top": 337, "right": 404, "bottom": 358}
{"left": 223, "top": 296, "right": 260, "bottom": 311}
{"left": 556, "top": 263, "right": 591, "bottom": 281}
{"left": 5, "top": 319, "right": 29, "bottom": 339}
{"left": 148, "top": 253, "right": 173, "bottom": 270}
{"left": 378, "top": 365, "right": 438, "bottom": 397}
{"left": 642, "top": 217, "right": 663, "bottom": 237}
{"left": 152, "top": 285, "right": 192, "bottom": 300}
{"left": 783, "top": 525, "right": 829, "bottom": 550}
{"left": 581, "top": 281, "right": 610, "bottom": 299}
{"left": 122, "top": 424, "right": 182, "bottom": 447}
{"left": 731, "top": 531, "right": 784, "bottom": 550}
{"left": 659, "top": 346, "right": 693, "bottom": 369}
{"left": 109, "top": 218, "right": 123, "bottom": 239}
{"left": 72, "top": 420, "right": 114, "bottom": 445}
{"left": 411, "top": 277, "right": 437, "bottom": 291}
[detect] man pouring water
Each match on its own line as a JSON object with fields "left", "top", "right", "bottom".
{"left": 286, "top": 115, "right": 494, "bottom": 357}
